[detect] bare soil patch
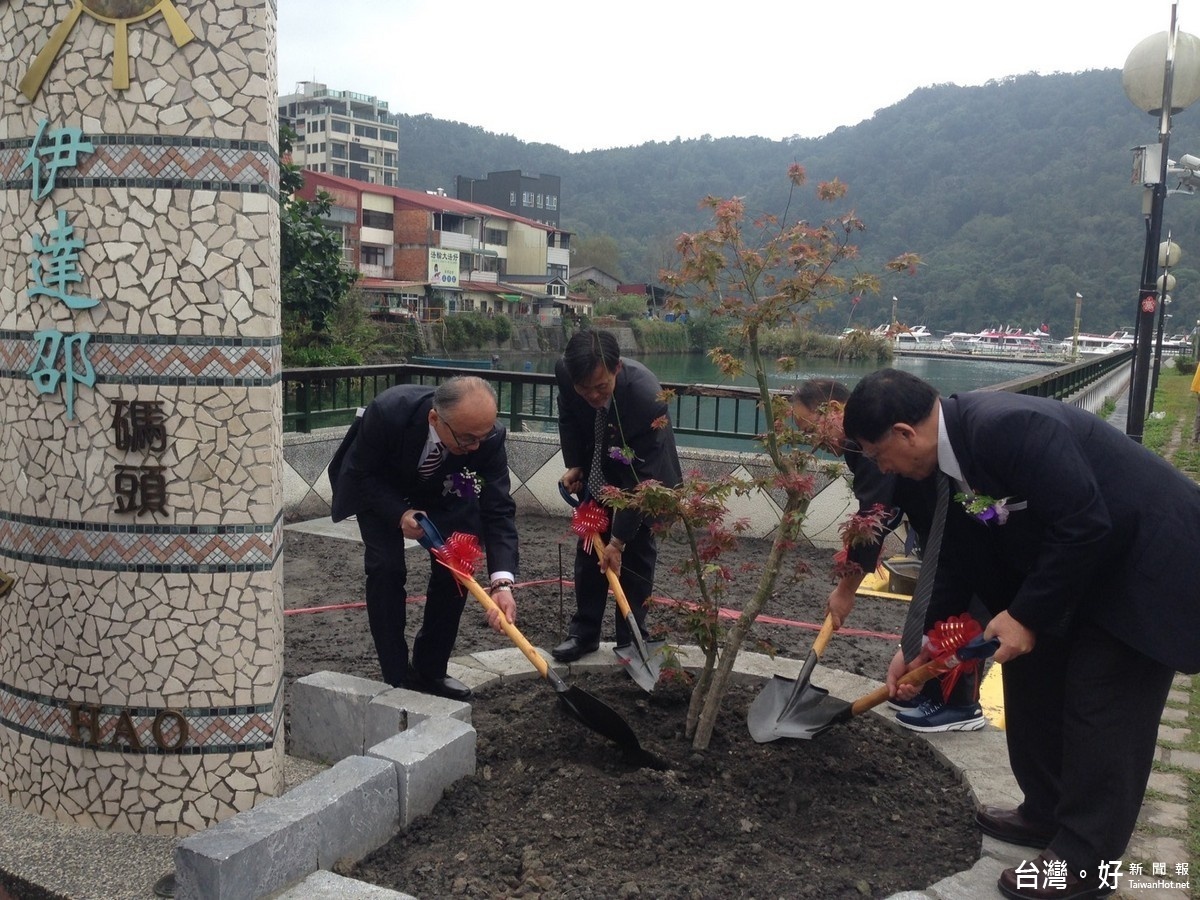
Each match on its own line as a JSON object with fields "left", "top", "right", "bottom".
{"left": 284, "top": 513, "right": 980, "bottom": 899}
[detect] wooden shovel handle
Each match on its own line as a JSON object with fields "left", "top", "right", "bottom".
{"left": 455, "top": 570, "right": 550, "bottom": 679}
{"left": 591, "top": 533, "right": 635, "bottom": 619}
{"left": 812, "top": 613, "right": 837, "bottom": 657}
{"left": 849, "top": 656, "right": 950, "bottom": 716}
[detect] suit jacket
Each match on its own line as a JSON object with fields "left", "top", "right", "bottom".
{"left": 328, "top": 385, "right": 518, "bottom": 576}
{"left": 929, "top": 391, "right": 1200, "bottom": 673}
{"left": 556, "top": 357, "right": 683, "bottom": 543}
{"left": 843, "top": 443, "right": 937, "bottom": 573}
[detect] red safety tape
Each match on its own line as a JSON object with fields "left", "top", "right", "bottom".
{"left": 284, "top": 578, "right": 901, "bottom": 642}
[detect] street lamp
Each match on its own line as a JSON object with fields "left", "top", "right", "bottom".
{"left": 1121, "top": 5, "right": 1200, "bottom": 443}
{"left": 1071, "top": 292, "right": 1083, "bottom": 361}
{"left": 1151, "top": 240, "right": 1179, "bottom": 405}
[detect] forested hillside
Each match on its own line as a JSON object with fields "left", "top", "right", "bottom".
{"left": 394, "top": 70, "right": 1200, "bottom": 337}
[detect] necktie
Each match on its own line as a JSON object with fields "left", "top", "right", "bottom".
{"left": 586, "top": 406, "right": 607, "bottom": 501}
{"left": 902, "top": 470, "right": 949, "bottom": 662}
{"left": 418, "top": 441, "right": 444, "bottom": 480}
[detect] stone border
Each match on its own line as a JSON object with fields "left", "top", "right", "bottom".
{"left": 173, "top": 648, "right": 1020, "bottom": 900}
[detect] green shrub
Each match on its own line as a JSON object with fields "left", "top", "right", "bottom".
{"left": 283, "top": 344, "right": 363, "bottom": 367}
{"left": 631, "top": 318, "right": 690, "bottom": 352}
{"left": 491, "top": 314, "right": 513, "bottom": 342}
{"left": 439, "top": 312, "right": 513, "bottom": 351}
{"left": 595, "top": 296, "right": 648, "bottom": 321}
{"left": 1176, "top": 358, "right": 1197, "bottom": 376}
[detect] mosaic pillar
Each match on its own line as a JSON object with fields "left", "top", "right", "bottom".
{"left": 0, "top": 0, "right": 283, "bottom": 835}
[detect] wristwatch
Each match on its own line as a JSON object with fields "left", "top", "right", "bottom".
{"left": 489, "top": 578, "right": 514, "bottom": 594}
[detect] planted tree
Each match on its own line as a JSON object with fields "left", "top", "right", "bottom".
{"left": 611, "top": 166, "right": 918, "bottom": 749}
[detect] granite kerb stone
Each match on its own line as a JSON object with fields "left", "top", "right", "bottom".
{"left": 174, "top": 755, "right": 398, "bottom": 900}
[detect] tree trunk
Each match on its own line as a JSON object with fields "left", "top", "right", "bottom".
{"left": 690, "top": 493, "right": 806, "bottom": 749}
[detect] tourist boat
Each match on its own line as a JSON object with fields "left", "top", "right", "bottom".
{"left": 1055, "top": 331, "right": 1192, "bottom": 358}
{"left": 1052, "top": 331, "right": 1134, "bottom": 357}
{"left": 940, "top": 327, "right": 1051, "bottom": 356}
{"left": 870, "top": 323, "right": 938, "bottom": 351}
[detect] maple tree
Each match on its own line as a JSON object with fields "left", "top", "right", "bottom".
{"left": 611, "top": 166, "right": 918, "bottom": 749}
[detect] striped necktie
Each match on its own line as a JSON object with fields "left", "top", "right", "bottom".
{"left": 586, "top": 406, "right": 607, "bottom": 501}
{"left": 418, "top": 441, "right": 444, "bottom": 480}
{"left": 901, "top": 470, "right": 949, "bottom": 662}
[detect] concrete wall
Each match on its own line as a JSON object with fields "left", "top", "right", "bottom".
{"left": 284, "top": 428, "right": 857, "bottom": 551}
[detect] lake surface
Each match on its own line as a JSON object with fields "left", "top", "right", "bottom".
{"left": 492, "top": 349, "right": 1047, "bottom": 395}
{"left": 487, "top": 349, "right": 1050, "bottom": 451}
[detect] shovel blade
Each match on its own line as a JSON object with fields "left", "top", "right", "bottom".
{"left": 555, "top": 684, "right": 664, "bottom": 767}
{"left": 747, "top": 676, "right": 854, "bottom": 742}
{"left": 614, "top": 640, "right": 664, "bottom": 693}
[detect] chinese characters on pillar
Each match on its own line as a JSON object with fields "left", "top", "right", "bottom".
{"left": 22, "top": 118, "right": 97, "bottom": 421}
{"left": 112, "top": 400, "right": 170, "bottom": 517}
{"left": 20, "top": 117, "right": 174, "bottom": 515}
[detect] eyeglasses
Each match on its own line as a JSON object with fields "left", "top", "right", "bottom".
{"left": 439, "top": 418, "right": 498, "bottom": 450}
{"left": 859, "top": 428, "right": 895, "bottom": 462}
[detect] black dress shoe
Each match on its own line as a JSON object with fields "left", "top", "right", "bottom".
{"left": 975, "top": 805, "right": 1056, "bottom": 849}
{"left": 406, "top": 672, "right": 472, "bottom": 701}
{"left": 998, "top": 850, "right": 1115, "bottom": 899}
{"left": 551, "top": 636, "right": 599, "bottom": 662}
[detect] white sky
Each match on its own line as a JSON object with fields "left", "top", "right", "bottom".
{"left": 278, "top": 1, "right": 1187, "bottom": 153}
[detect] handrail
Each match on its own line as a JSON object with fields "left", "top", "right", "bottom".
{"left": 282, "top": 351, "right": 1137, "bottom": 445}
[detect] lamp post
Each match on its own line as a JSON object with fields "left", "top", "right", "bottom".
{"left": 1071, "top": 291, "right": 1083, "bottom": 361}
{"left": 1150, "top": 240, "right": 1179, "bottom": 407}
{"left": 1121, "top": 4, "right": 1200, "bottom": 442}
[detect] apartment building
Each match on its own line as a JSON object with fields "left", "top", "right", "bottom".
{"left": 279, "top": 81, "right": 399, "bottom": 186}
{"left": 455, "top": 170, "right": 562, "bottom": 229}
{"left": 295, "top": 171, "right": 586, "bottom": 322}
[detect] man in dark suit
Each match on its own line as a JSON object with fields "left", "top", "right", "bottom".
{"left": 328, "top": 376, "right": 519, "bottom": 700}
{"left": 844, "top": 368, "right": 1200, "bottom": 900}
{"left": 792, "top": 379, "right": 984, "bottom": 733}
{"left": 551, "top": 330, "right": 683, "bottom": 662}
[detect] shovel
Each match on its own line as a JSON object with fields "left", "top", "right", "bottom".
{"left": 563, "top": 489, "right": 663, "bottom": 692}
{"left": 749, "top": 625, "right": 1000, "bottom": 742}
{"left": 746, "top": 612, "right": 837, "bottom": 742}
{"left": 413, "top": 513, "right": 660, "bottom": 765}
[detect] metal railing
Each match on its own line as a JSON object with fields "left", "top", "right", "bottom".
{"left": 283, "top": 351, "right": 1137, "bottom": 445}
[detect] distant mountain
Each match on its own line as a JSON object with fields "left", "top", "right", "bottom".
{"left": 395, "top": 71, "right": 1200, "bottom": 337}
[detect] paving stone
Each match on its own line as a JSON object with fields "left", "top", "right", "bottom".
{"left": 1120, "top": 834, "right": 1193, "bottom": 899}
{"left": 367, "top": 717, "right": 476, "bottom": 827}
{"left": 297, "top": 756, "right": 401, "bottom": 870}
{"left": 174, "top": 755, "right": 399, "bottom": 900}
{"left": 175, "top": 800, "right": 319, "bottom": 900}
{"left": 1160, "top": 705, "right": 1189, "bottom": 723}
{"left": 1137, "top": 797, "right": 1188, "bottom": 830}
{"left": 1147, "top": 770, "right": 1188, "bottom": 799}
{"left": 291, "top": 672, "right": 391, "bottom": 764}
{"left": 927, "top": 855, "right": 1011, "bottom": 900}
{"left": 365, "top": 687, "right": 471, "bottom": 749}
{"left": 274, "top": 869, "right": 417, "bottom": 898}
{"left": 455, "top": 647, "right": 549, "bottom": 683}
{"left": 1156, "top": 723, "right": 1190, "bottom": 745}
{"left": 1161, "top": 746, "right": 1200, "bottom": 771}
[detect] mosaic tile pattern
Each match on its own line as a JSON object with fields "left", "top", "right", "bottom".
{"left": 0, "top": 136, "right": 277, "bottom": 196}
{"left": 0, "top": 510, "right": 282, "bottom": 572}
{"left": 0, "top": 0, "right": 284, "bottom": 836}
{"left": 0, "top": 681, "right": 280, "bottom": 754}
{"left": 0, "top": 332, "right": 281, "bottom": 383}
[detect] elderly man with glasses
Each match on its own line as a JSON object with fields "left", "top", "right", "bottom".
{"left": 328, "top": 376, "right": 518, "bottom": 699}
